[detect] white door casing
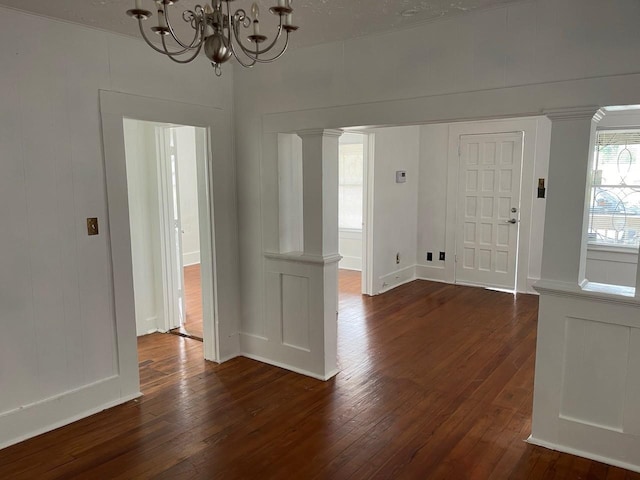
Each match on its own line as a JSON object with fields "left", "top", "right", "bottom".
{"left": 157, "top": 126, "right": 185, "bottom": 330}
{"left": 455, "top": 132, "right": 524, "bottom": 290}
{"left": 169, "top": 128, "right": 186, "bottom": 325}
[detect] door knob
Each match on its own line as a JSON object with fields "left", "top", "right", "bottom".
{"left": 505, "top": 218, "right": 517, "bottom": 224}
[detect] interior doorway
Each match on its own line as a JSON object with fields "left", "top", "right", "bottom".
{"left": 123, "top": 119, "right": 210, "bottom": 341}
{"left": 338, "top": 132, "right": 373, "bottom": 296}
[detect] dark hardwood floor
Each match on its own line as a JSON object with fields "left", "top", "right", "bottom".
{"left": 171, "top": 264, "right": 203, "bottom": 340}
{"left": 1, "top": 271, "right": 639, "bottom": 479}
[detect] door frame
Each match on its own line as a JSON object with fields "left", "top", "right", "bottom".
{"left": 100, "top": 91, "right": 224, "bottom": 397}
{"left": 362, "top": 132, "right": 375, "bottom": 296}
{"left": 336, "top": 130, "right": 375, "bottom": 295}
{"left": 453, "top": 131, "right": 524, "bottom": 291}
{"left": 444, "top": 118, "right": 551, "bottom": 294}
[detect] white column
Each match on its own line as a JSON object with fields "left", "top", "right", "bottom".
{"left": 297, "top": 129, "right": 343, "bottom": 257}
{"left": 297, "top": 128, "right": 342, "bottom": 378}
{"left": 540, "top": 107, "right": 601, "bottom": 286}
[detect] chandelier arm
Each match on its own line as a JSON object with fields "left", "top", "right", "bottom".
{"left": 161, "top": 34, "right": 204, "bottom": 63}
{"left": 231, "top": 13, "right": 285, "bottom": 57}
{"left": 249, "top": 34, "right": 290, "bottom": 63}
{"left": 138, "top": 16, "right": 204, "bottom": 57}
{"left": 138, "top": 19, "right": 174, "bottom": 55}
{"left": 236, "top": 32, "right": 290, "bottom": 64}
{"left": 164, "top": 6, "right": 205, "bottom": 50}
{"left": 224, "top": 2, "right": 257, "bottom": 68}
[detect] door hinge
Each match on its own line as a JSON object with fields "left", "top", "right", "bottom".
{"left": 455, "top": 254, "right": 458, "bottom": 263}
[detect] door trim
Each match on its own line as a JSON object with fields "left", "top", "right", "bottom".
{"left": 362, "top": 133, "right": 375, "bottom": 296}
{"left": 100, "top": 90, "right": 224, "bottom": 390}
{"left": 444, "top": 118, "right": 551, "bottom": 294}
{"left": 453, "top": 131, "right": 524, "bottom": 290}
{"left": 157, "top": 126, "right": 185, "bottom": 331}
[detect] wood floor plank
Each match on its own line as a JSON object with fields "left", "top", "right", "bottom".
{"left": 1, "top": 270, "right": 638, "bottom": 479}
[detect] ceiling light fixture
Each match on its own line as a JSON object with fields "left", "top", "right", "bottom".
{"left": 127, "top": 0, "right": 298, "bottom": 76}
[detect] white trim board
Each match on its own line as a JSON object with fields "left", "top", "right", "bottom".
{"left": 0, "top": 376, "right": 141, "bottom": 450}
{"left": 183, "top": 252, "right": 201, "bottom": 266}
{"left": 527, "top": 436, "right": 640, "bottom": 474}
{"left": 378, "top": 265, "right": 417, "bottom": 294}
{"left": 99, "top": 91, "right": 241, "bottom": 413}
{"left": 241, "top": 353, "right": 339, "bottom": 382}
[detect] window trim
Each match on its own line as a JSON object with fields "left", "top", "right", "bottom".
{"left": 587, "top": 127, "right": 640, "bottom": 249}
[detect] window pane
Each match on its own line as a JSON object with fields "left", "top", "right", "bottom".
{"left": 339, "top": 139, "right": 364, "bottom": 230}
{"left": 588, "top": 131, "right": 640, "bottom": 248}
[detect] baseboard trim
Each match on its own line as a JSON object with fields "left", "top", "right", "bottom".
{"left": 415, "top": 264, "right": 449, "bottom": 283}
{"left": 414, "top": 265, "right": 539, "bottom": 295}
{"left": 0, "top": 376, "right": 141, "bottom": 450}
{"left": 183, "top": 253, "right": 201, "bottom": 267}
{"left": 527, "top": 435, "right": 640, "bottom": 474}
{"left": 338, "top": 255, "right": 362, "bottom": 271}
{"left": 217, "top": 353, "right": 240, "bottom": 363}
{"left": 378, "top": 265, "right": 416, "bottom": 294}
{"left": 241, "top": 352, "right": 339, "bottom": 381}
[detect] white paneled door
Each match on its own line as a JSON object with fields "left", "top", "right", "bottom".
{"left": 455, "top": 132, "right": 524, "bottom": 290}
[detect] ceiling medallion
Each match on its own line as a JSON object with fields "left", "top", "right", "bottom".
{"left": 127, "top": 0, "right": 299, "bottom": 76}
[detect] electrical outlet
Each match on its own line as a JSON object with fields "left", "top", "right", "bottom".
{"left": 439, "top": 251, "right": 445, "bottom": 261}
{"left": 427, "top": 252, "right": 433, "bottom": 262}
{"left": 396, "top": 252, "right": 400, "bottom": 264}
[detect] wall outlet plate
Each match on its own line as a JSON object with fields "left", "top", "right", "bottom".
{"left": 439, "top": 251, "right": 445, "bottom": 261}
{"left": 427, "top": 252, "right": 433, "bottom": 261}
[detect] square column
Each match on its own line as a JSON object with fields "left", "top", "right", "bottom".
{"left": 540, "top": 107, "right": 601, "bottom": 286}
{"left": 297, "top": 129, "right": 343, "bottom": 379}
{"left": 297, "top": 129, "right": 343, "bottom": 257}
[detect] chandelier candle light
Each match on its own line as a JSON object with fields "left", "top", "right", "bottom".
{"left": 127, "top": 0, "right": 298, "bottom": 76}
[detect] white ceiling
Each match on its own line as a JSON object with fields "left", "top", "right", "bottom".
{"left": 0, "top": 0, "right": 523, "bottom": 48}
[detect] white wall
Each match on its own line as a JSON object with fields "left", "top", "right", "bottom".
{"left": 585, "top": 249, "right": 638, "bottom": 287}
{"left": 277, "top": 133, "right": 304, "bottom": 254}
{"left": 175, "top": 126, "right": 201, "bottom": 267}
{"left": 123, "top": 120, "right": 165, "bottom": 336}
{"left": 0, "top": 6, "right": 239, "bottom": 449}
{"left": 369, "top": 126, "right": 420, "bottom": 292}
{"left": 338, "top": 230, "right": 362, "bottom": 270}
{"left": 417, "top": 123, "right": 450, "bottom": 266}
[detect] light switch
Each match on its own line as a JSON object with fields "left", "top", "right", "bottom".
{"left": 87, "top": 217, "right": 99, "bottom": 236}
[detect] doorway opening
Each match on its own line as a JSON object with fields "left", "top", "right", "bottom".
{"left": 123, "top": 119, "right": 211, "bottom": 342}
{"left": 338, "top": 132, "right": 373, "bottom": 297}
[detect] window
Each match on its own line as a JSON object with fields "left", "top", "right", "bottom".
{"left": 588, "top": 129, "right": 640, "bottom": 248}
{"left": 338, "top": 134, "right": 365, "bottom": 230}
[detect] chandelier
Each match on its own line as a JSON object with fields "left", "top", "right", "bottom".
{"left": 126, "top": 0, "right": 298, "bottom": 76}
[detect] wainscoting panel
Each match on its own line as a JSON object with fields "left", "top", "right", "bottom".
{"left": 625, "top": 328, "right": 640, "bottom": 436}
{"left": 560, "top": 317, "right": 629, "bottom": 431}
{"left": 281, "top": 274, "right": 311, "bottom": 351}
{"left": 530, "top": 286, "right": 640, "bottom": 472}
{"left": 241, "top": 253, "right": 339, "bottom": 380}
